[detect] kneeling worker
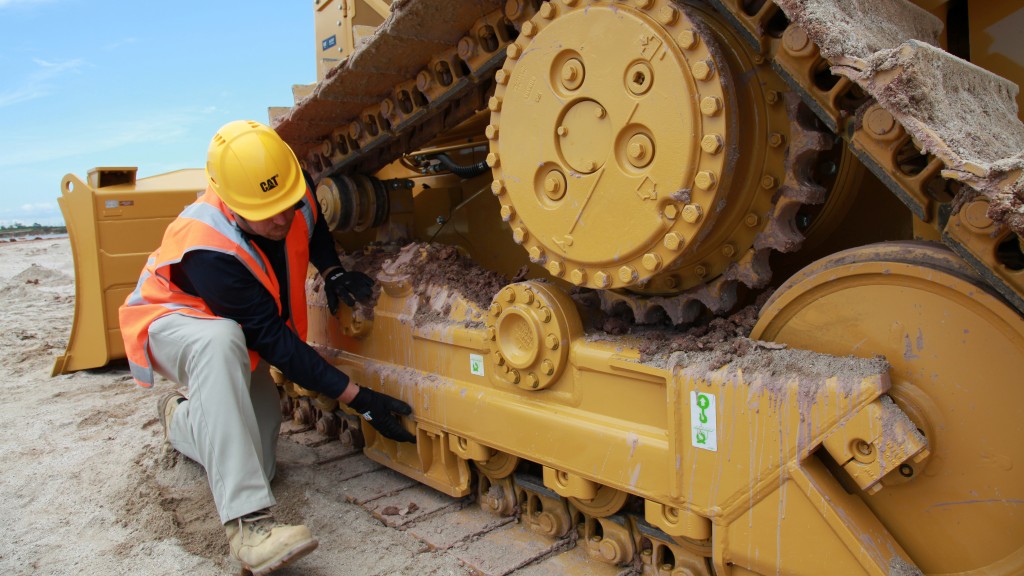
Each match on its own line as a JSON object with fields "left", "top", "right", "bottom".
{"left": 119, "top": 120, "right": 415, "bottom": 574}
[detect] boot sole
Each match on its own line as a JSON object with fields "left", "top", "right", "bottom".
{"left": 245, "top": 537, "right": 319, "bottom": 576}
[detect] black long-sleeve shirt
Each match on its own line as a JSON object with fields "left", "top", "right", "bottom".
{"left": 169, "top": 202, "right": 351, "bottom": 398}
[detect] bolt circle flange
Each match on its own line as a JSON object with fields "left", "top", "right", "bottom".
{"left": 485, "top": 281, "right": 581, "bottom": 391}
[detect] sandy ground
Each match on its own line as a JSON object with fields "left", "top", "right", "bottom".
{"left": 0, "top": 237, "right": 473, "bottom": 576}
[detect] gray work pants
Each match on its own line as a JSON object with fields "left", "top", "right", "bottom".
{"left": 147, "top": 313, "right": 282, "bottom": 524}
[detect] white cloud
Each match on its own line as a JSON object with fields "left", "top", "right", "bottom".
{"left": 0, "top": 57, "right": 85, "bottom": 108}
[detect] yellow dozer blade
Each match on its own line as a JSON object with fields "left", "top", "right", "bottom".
{"left": 52, "top": 167, "right": 204, "bottom": 376}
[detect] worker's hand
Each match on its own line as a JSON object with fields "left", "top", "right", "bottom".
{"left": 324, "top": 268, "right": 374, "bottom": 314}
{"left": 347, "top": 387, "right": 416, "bottom": 443}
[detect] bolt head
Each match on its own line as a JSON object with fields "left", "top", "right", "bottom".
{"left": 500, "top": 205, "right": 514, "bottom": 221}
{"left": 664, "top": 232, "right": 684, "bottom": 251}
{"left": 678, "top": 29, "right": 698, "bottom": 49}
{"left": 760, "top": 174, "right": 778, "bottom": 190}
{"left": 692, "top": 60, "right": 712, "bottom": 80}
{"left": 545, "top": 333, "right": 560, "bottom": 350}
{"left": 488, "top": 96, "right": 503, "bottom": 112}
{"left": 507, "top": 43, "right": 521, "bottom": 59}
{"left": 528, "top": 246, "right": 544, "bottom": 262}
{"left": 491, "top": 179, "right": 506, "bottom": 196}
{"left": 664, "top": 204, "right": 679, "bottom": 220}
{"left": 512, "top": 227, "right": 527, "bottom": 244}
{"left": 546, "top": 260, "right": 565, "bottom": 277}
{"left": 642, "top": 253, "right": 663, "bottom": 271}
{"left": 569, "top": 268, "right": 587, "bottom": 285}
{"left": 487, "top": 152, "right": 500, "bottom": 167}
{"left": 594, "top": 271, "right": 611, "bottom": 288}
{"left": 541, "top": 359, "right": 555, "bottom": 376}
{"left": 694, "top": 265, "right": 708, "bottom": 277}
{"left": 701, "top": 134, "right": 723, "bottom": 154}
{"left": 681, "top": 204, "right": 703, "bottom": 223}
{"left": 700, "top": 96, "right": 721, "bottom": 116}
{"left": 695, "top": 171, "right": 716, "bottom": 190}
{"left": 618, "top": 266, "right": 637, "bottom": 284}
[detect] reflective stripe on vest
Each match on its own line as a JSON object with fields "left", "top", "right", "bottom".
{"left": 119, "top": 186, "right": 318, "bottom": 387}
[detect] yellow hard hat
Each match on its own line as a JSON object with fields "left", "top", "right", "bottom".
{"left": 205, "top": 120, "right": 306, "bottom": 221}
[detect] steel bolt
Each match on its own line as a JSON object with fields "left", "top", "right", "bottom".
{"left": 542, "top": 359, "right": 555, "bottom": 376}
{"left": 695, "top": 171, "right": 716, "bottom": 190}
{"left": 507, "top": 43, "right": 522, "bottom": 59}
{"left": 570, "top": 268, "right": 587, "bottom": 285}
{"left": 721, "top": 243, "right": 736, "bottom": 258}
{"left": 539, "top": 2, "right": 555, "bottom": 18}
{"left": 416, "top": 70, "right": 433, "bottom": 91}
{"left": 768, "top": 132, "right": 786, "bottom": 148}
{"left": 500, "top": 205, "right": 514, "bottom": 221}
{"left": 766, "top": 90, "right": 780, "bottom": 104}
{"left": 512, "top": 227, "right": 528, "bottom": 244}
{"left": 744, "top": 213, "right": 760, "bottom": 227}
{"left": 490, "top": 303, "right": 502, "bottom": 316}
{"left": 635, "top": 0, "right": 652, "bottom": 8}
{"left": 865, "top": 107, "right": 897, "bottom": 137}
{"left": 618, "top": 266, "right": 637, "bottom": 284}
{"left": 529, "top": 246, "right": 544, "bottom": 262}
{"left": 691, "top": 60, "right": 712, "bottom": 81}
{"left": 594, "top": 106, "right": 606, "bottom": 119}
{"left": 664, "top": 232, "right": 684, "bottom": 251}
{"left": 783, "top": 26, "right": 811, "bottom": 54}
{"left": 695, "top": 264, "right": 708, "bottom": 278}
{"left": 682, "top": 204, "right": 703, "bottom": 223}
{"left": 458, "top": 37, "right": 477, "bottom": 60}
{"left": 658, "top": 6, "right": 678, "bottom": 25}
{"left": 545, "top": 333, "right": 560, "bottom": 350}
{"left": 642, "top": 253, "right": 662, "bottom": 272}
{"left": 678, "top": 29, "right": 698, "bottom": 49}
{"left": 700, "top": 96, "right": 721, "bottom": 116}
{"left": 561, "top": 59, "right": 584, "bottom": 90}
{"left": 486, "top": 125, "right": 499, "bottom": 140}
{"left": 701, "top": 134, "right": 723, "bottom": 154}
{"left": 491, "top": 179, "right": 506, "bottom": 196}
{"left": 547, "top": 260, "right": 565, "bottom": 277}
{"left": 487, "top": 152, "right": 500, "bottom": 167}
{"left": 495, "top": 69, "right": 510, "bottom": 85}
{"left": 557, "top": 125, "right": 568, "bottom": 136}
{"left": 488, "top": 96, "right": 503, "bottom": 112}
{"left": 664, "top": 204, "right": 679, "bottom": 220}
{"left": 521, "top": 21, "right": 538, "bottom": 37}
{"left": 594, "top": 271, "right": 611, "bottom": 288}
{"left": 760, "top": 174, "right": 778, "bottom": 190}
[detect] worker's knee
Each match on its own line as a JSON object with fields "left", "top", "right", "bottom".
{"left": 191, "top": 318, "right": 248, "bottom": 361}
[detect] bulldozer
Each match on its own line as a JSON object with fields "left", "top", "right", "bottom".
{"left": 56, "top": 1, "right": 1024, "bottom": 574}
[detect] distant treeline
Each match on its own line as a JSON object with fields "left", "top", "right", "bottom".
{"left": 0, "top": 224, "right": 68, "bottom": 239}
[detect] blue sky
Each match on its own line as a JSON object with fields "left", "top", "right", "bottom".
{"left": 0, "top": 0, "right": 313, "bottom": 226}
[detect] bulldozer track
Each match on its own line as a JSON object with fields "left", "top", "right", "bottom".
{"left": 273, "top": 0, "right": 1024, "bottom": 319}
{"left": 279, "top": 409, "right": 656, "bottom": 576}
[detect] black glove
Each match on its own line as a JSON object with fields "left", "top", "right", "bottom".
{"left": 347, "top": 386, "right": 416, "bottom": 443}
{"left": 324, "top": 268, "right": 374, "bottom": 314}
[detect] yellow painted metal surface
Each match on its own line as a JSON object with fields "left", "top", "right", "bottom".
{"left": 752, "top": 242, "right": 1024, "bottom": 574}
{"left": 52, "top": 168, "right": 204, "bottom": 375}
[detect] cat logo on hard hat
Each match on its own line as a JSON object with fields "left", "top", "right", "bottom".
{"left": 260, "top": 174, "right": 280, "bottom": 193}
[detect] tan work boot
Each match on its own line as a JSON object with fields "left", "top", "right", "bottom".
{"left": 157, "top": 391, "right": 185, "bottom": 445}
{"left": 226, "top": 510, "right": 318, "bottom": 575}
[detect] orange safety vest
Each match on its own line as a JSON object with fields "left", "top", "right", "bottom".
{"left": 119, "top": 186, "right": 318, "bottom": 387}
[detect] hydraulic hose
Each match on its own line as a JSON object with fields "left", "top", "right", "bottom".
{"left": 433, "top": 153, "right": 490, "bottom": 179}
